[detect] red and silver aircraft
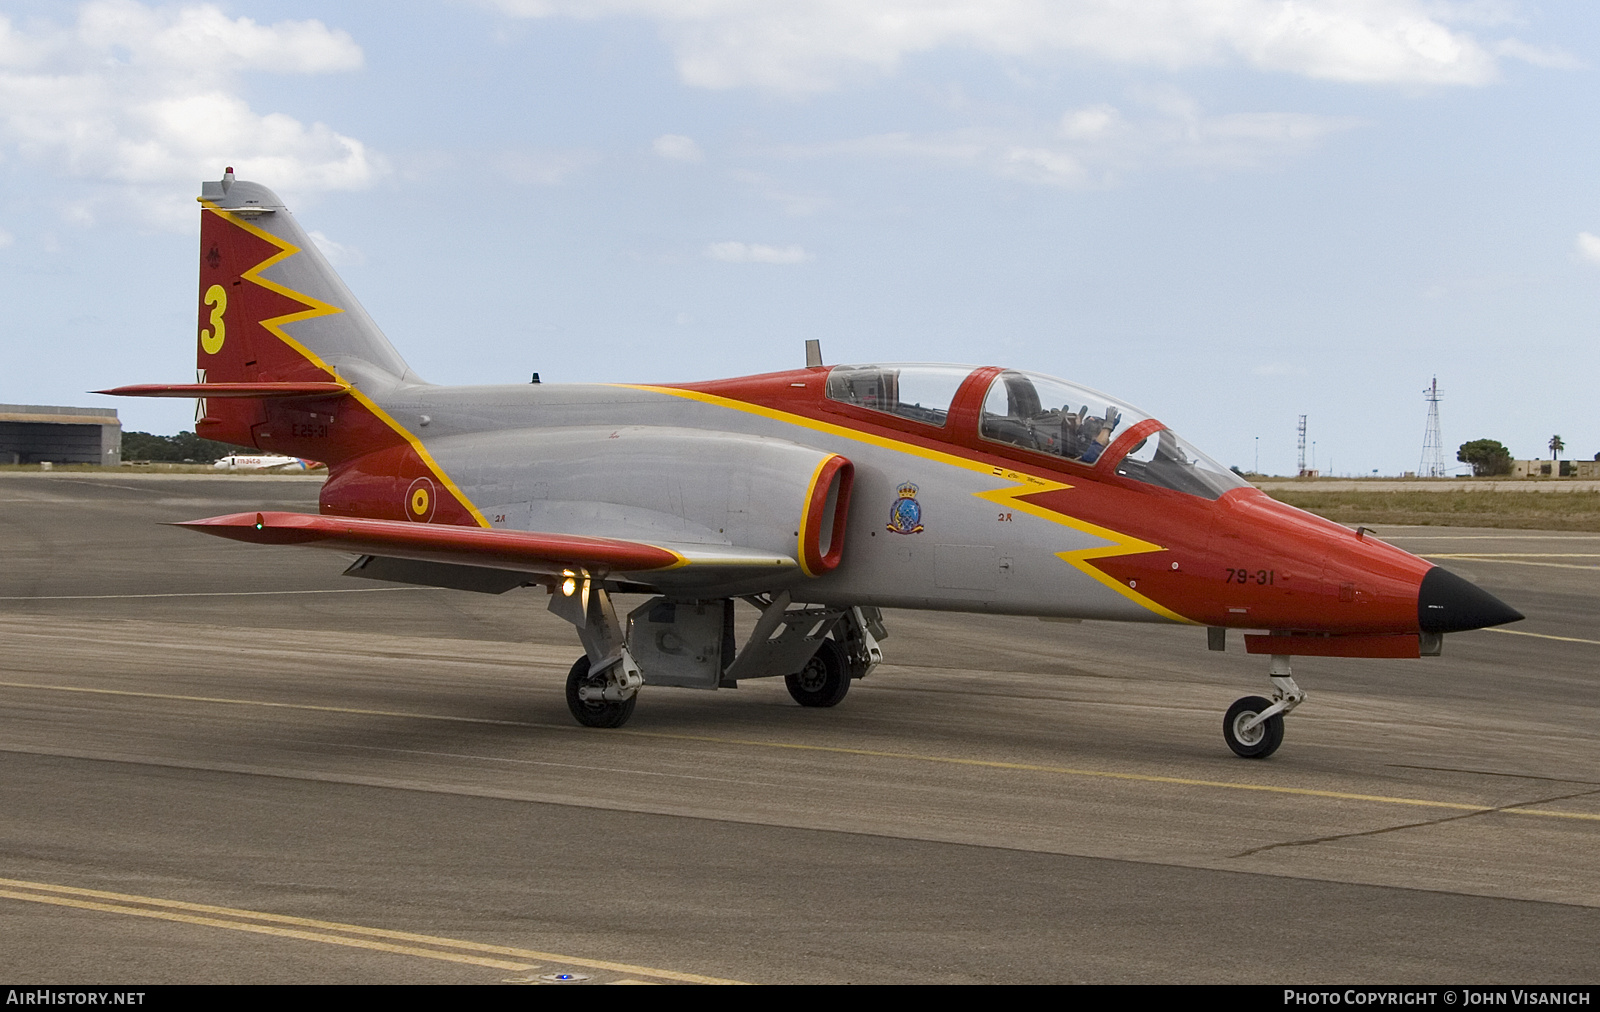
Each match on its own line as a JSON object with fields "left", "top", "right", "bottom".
{"left": 102, "top": 170, "right": 1522, "bottom": 758}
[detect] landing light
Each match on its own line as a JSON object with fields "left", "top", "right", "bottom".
{"left": 561, "top": 574, "right": 576, "bottom": 597}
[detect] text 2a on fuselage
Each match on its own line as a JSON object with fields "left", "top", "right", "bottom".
{"left": 101, "top": 172, "right": 1523, "bottom": 757}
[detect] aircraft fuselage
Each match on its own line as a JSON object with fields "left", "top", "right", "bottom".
{"left": 304, "top": 371, "right": 1436, "bottom": 638}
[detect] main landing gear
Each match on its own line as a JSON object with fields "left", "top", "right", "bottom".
{"left": 547, "top": 573, "right": 885, "bottom": 730}
{"left": 548, "top": 571, "right": 645, "bottom": 730}
{"left": 785, "top": 638, "right": 850, "bottom": 708}
{"left": 1222, "top": 653, "right": 1305, "bottom": 759}
{"left": 566, "top": 655, "right": 637, "bottom": 729}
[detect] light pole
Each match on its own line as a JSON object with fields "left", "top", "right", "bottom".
{"left": 1254, "top": 436, "right": 1259, "bottom": 475}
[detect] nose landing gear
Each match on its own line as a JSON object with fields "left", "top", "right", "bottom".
{"left": 1223, "top": 653, "right": 1305, "bottom": 759}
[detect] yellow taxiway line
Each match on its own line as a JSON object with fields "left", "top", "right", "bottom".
{"left": 1483, "top": 627, "right": 1600, "bottom": 646}
{"left": 0, "top": 877, "right": 744, "bottom": 984}
{"left": 1, "top": 680, "right": 1596, "bottom": 824}
{"left": 1420, "top": 553, "right": 1600, "bottom": 571}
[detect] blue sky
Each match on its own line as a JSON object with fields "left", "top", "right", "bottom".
{"left": 1, "top": 0, "right": 1596, "bottom": 475}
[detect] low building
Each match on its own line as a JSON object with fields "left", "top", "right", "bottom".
{"left": 1511, "top": 459, "right": 1600, "bottom": 479}
{"left": 0, "top": 404, "right": 121, "bottom": 466}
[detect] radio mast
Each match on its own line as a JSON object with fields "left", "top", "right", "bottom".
{"left": 1420, "top": 377, "right": 1445, "bottom": 478}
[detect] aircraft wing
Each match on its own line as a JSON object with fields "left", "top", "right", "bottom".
{"left": 95, "top": 382, "right": 350, "bottom": 398}
{"left": 173, "top": 512, "right": 799, "bottom": 586}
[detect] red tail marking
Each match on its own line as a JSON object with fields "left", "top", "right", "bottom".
{"left": 196, "top": 209, "right": 339, "bottom": 445}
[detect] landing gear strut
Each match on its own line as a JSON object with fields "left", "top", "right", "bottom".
{"left": 1223, "top": 653, "right": 1305, "bottom": 759}
{"left": 549, "top": 570, "right": 644, "bottom": 729}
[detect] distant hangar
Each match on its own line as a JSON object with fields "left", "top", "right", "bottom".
{"left": 0, "top": 404, "right": 121, "bottom": 466}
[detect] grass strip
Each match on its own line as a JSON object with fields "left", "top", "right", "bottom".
{"left": 1267, "top": 490, "right": 1600, "bottom": 531}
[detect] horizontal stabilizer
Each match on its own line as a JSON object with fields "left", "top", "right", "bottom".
{"left": 172, "top": 512, "right": 798, "bottom": 582}
{"left": 97, "top": 382, "right": 350, "bottom": 399}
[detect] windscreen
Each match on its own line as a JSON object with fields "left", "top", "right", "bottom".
{"left": 1112, "top": 428, "right": 1252, "bottom": 500}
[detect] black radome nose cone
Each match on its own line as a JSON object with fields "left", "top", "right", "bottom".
{"left": 1418, "top": 567, "right": 1524, "bottom": 633}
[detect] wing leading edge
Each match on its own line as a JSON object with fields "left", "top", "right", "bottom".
{"left": 174, "top": 511, "right": 798, "bottom": 584}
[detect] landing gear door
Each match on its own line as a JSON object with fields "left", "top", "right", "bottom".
{"left": 626, "top": 598, "right": 727, "bottom": 689}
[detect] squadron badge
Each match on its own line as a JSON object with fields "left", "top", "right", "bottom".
{"left": 887, "top": 481, "right": 925, "bottom": 535}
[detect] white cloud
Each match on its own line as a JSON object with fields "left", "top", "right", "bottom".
{"left": 1061, "top": 104, "right": 1122, "bottom": 140}
{"left": 1577, "top": 232, "right": 1600, "bottom": 266}
{"left": 307, "top": 230, "right": 365, "bottom": 267}
{"left": 1493, "top": 38, "right": 1583, "bottom": 71}
{"left": 0, "top": 2, "right": 376, "bottom": 225}
{"left": 1166, "top": 108, "right": 1362, "bottom": 169}
{"left": 774, "top": 131, "right": 986, "bottom": 163}
{"left": 706, "top": 241, "right": 811, "bottom": 264}
{"left": 489, "top": 1, "right": 1511, "bottom": 94}
{"left": 730, "top": 171, "right": 831, "bottom": 216}
{"left": 778, "top": 96, "right": 1360, "bottom": 187}
{"left": 0, "top": 228, "right": 12, "bottom": 248}
{"left": 70, "top": 0, "right": 363, "bottom": 75}
{"left": 1002, "top": 147, "right": 1090, "bottom": 187}
{"left": 491, "top": 148, "right": 597, "bottom": 185}
{"left": 1252, "top": 362, "right": 1307, "bottom": 376}
{"left": 653, "top": 133, "right": 704, "bottom": 162}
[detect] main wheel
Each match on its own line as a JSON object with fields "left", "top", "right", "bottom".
{"left": 565, "top": 655, "right": 637, "bottom": 729}
{"left": 1223, "top": 695, "right": 1283, "bottom": 759}
{"left": 785, "top": 640, "right": 850, "bottom": 708}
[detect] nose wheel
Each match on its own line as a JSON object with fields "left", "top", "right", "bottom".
{"left": 1224, "top": 696, "right": 1284, "bottom": 758}
{"left": 1223, "top": 653, "right": 1304, "bottom": 759}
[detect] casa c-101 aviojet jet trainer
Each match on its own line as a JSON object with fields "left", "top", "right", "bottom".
{"left": 102, "top": 170, "right": 1524, "bottom": 759}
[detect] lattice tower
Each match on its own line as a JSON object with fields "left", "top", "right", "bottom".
{"left": 1420, "top": 377, "right": 1445, "bottom": 478}
{"left": 1296, "top": 415, "right": 1308, "bottom": 476}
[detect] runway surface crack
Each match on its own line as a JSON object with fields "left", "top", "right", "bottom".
{"left": 1227, "top": 786, "right": 1600, "bottom": 859}
{"left": 1385, "top": 764, "right": 1600, "bottom": 786}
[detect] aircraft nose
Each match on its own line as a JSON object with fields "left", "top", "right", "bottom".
{"left": 1418, "top": 566, "right": 1524, "bottom": 633}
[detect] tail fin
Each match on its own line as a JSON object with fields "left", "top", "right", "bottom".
{"left": 195, "top": 168, "right": 418, "bottom": 447}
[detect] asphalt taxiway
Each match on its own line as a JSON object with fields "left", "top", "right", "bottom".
{"left": 2, "top": 472, "right": 1598, "bottom": 983}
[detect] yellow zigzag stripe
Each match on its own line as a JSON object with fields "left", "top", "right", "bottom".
{"left": 200, "top": 201, "right": 488, "bottom": 528}
{"left": 622, "top": 384, "right": 1193, "bottom": 623}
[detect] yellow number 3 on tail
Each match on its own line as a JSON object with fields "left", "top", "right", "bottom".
{"left": 200, "top": 284, "right": 227, "bottom": 355}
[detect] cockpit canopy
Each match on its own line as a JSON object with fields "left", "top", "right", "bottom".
{"left": 978, "top": 369, "right": 1142, "bottom": 466}
{"left": 824, "top": 363, "right": 971, "bottom": 428}
{"left": 825, "top": 363, "right": 1250, "bottom": 500}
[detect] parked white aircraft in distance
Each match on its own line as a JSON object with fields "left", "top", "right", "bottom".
{"left": 213, "top": 454, "right": 323, "bottom": 471}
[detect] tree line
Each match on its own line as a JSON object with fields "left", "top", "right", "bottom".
{"left": 121, "top": 430, "right": 253, "bottom": 463}
{"left": 1457, "top": 438, "right": 1598, "bottom": 476}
